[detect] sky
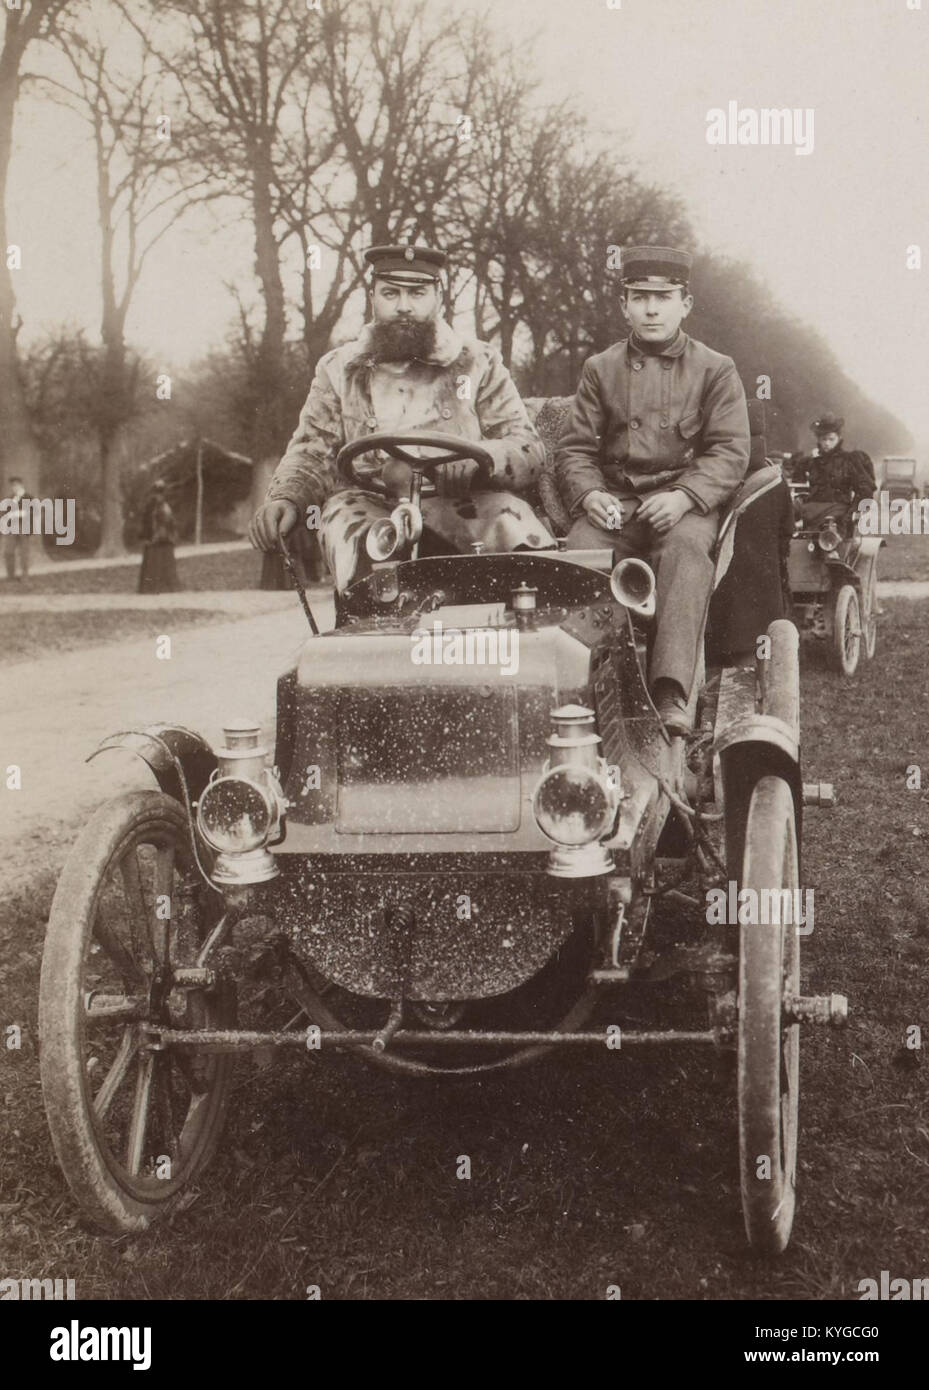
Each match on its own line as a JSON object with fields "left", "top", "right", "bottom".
{"left": 8, "top": 0, "right": 929, "bottom": 449}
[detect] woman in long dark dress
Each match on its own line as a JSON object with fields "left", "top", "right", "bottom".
{"left": 138, "top": 480, "right": 180, "bottom": 593}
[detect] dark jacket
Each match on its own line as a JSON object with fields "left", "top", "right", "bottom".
{"left": 792, "top": 445, "right": 875, "bottom": 510}
{"left": 141, "top": 497, "right": 177, "bottom": 546}
{"left": 554, "top": 331, "right": 751, "bottom": 517}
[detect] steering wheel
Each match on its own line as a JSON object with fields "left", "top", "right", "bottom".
{"left": 335, "top": 431, "right": 496, "bottom": 493}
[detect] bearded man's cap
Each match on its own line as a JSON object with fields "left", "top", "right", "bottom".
{"left": 365, "top": 243, "right": 447, "bottom": 286}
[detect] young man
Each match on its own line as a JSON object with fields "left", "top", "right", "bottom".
{"left": 790, "top": 412, "right": 875, "bottom": 530}
{"left": 555, "top": 246, "right": 750, "bottom": 734}
{"left": 250, "top": 244, "right": 551, "bottom": 590}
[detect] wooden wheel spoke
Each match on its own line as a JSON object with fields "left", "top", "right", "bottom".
{"left": 119, "top": 848, "right": 152, "bottom": 962}
{"left": 151, "top": 841, "right": 176, "bottom": 967}
{"left": 126, "top": 1052, "right": 156, "bottom": 1175}
{"left": 84, "top": 992, "right": 147, "bottom": 1025}
{"left": 154, "top": 1058, "right": 180, "bottom": 1162}
{"left": 93, "top": 1027, "right": 139, "bottom": 1119}
{"left": 90, "top": 921, "right": 148, "bottom": 986}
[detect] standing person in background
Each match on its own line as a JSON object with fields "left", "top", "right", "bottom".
{"left": 138, "top": 479, "right": 180, "bottom": 593}
{"left": 3, "top": 477, "right": 31, "bottom": 580}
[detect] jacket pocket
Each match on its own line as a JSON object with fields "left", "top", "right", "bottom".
{"left": 677, "top": 408, "right": 703, "bottom": 440}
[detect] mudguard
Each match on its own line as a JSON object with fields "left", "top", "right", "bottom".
{"left": 713, "top": 620, "right": 803, "bottom": 872}
{"left": 88, "top": 723, "right": 217, "bottom": 808}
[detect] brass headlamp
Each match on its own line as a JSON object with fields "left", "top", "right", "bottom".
{"left": 196, "top": 720, "right": 286, "bottom": 885}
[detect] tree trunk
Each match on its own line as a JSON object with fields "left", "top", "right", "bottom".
{"left": 194, "top": 438, "right": 203, "bottom": 545}
{"left": 251, "top": 144, "right": 287, "bottom": 459}
{"left": 0, "top": 30, "right": 43, "bottom": 494}
{"left": 97, "top": 425, "right": 125, "bottom": 558}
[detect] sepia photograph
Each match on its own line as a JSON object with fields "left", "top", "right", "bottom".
{"left": 0, "top": 0, "right": 927, "bottom": 1344}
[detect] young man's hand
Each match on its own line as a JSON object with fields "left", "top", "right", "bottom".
{"left": 582, "top": 490, "right": 625, "bottom": 530}
{"left": 248, "top": 500, "right": 299, "bottom": 551}
{"left": 636, "top": 490, "right": 695, "bottom": 535}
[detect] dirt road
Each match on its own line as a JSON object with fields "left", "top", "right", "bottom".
{"left": 0, "top": 596, "right": 334, "bottom": 896}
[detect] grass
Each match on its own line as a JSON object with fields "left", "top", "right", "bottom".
{"left": 0, "top": 596, "right": 927, "bottom": 1299}
{"left": 873, "top": 531, "right": 929, "bottom": 582}
{"left": 0, "top": 546, "right": 264, "bottom": 596}
{"left": 0, "top": 609, "right": 228, "bottom": 664}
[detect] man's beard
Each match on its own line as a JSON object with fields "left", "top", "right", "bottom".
{"left": 370, "top": 317, "right": 437, "bottom": 363}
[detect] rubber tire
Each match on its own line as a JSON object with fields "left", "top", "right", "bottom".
{"left": 39, "top": 791, "right": 232, "bottom": 1234}
{"left": 827, "top": 584, "right": 860, "bottom": 677}
{"left": 737, "top": 776, "right": 800, "bottom": 1256}
{"left": 861, "top": 567, "right": 878, "bottom": 661}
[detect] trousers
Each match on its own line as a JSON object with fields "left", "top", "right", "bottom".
{"left": 565, "top": 499, "right": 720, "bottom": 694}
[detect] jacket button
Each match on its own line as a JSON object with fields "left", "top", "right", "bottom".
{"left": 660, "top": 417, "right": 669, "bottom": 428}
{"left": 661, "top": 361, "right": 672, "bottom": 371}
{"left": 366, "top": 417, "right": 377, "bottom": 428}
{"left": 632, "top": 360, "right": 642, "bottom": 371}
{"left": 441, "top": 408, "right": 452, "bottom": 419}
{"left": 630, "top": 418, "right": 640, "bottom": 429}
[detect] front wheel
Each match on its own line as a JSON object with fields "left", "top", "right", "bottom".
{"left": 39, "top": 791, "right": 233, "bottom": 1234}
{"left": 827, "top": 584, "right": 861, "bottom": 676}
{"left": 737, "top": 776, "right": 800, "bottom": 1256}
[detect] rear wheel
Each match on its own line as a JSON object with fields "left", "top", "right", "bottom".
{"left": 39, "top": 791, "right": 233, "bottom": 1233}
{"left": 737, "top": 776, "right": 800, "bottom": 1256}
{"left": 827, "top": 584, "right": 860, "bottom": 676}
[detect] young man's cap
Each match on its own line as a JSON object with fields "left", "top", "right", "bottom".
{"left": 364, "top": 244, "right": 447, "bottom": 285}
{"left": 812, "top": 412, "right": 844, "bottom": 435}
{"left": 621, "top": 245, "right": 692, "bottom": 290}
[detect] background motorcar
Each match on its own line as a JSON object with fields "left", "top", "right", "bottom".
{"left": 787, "top": 489, "right": 882, "bottom": 677}
{"left": 879, "top": 456, "right": 921, "bottom": 502}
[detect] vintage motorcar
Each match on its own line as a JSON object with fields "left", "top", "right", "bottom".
{"left": 39, "top": 424, "right": 849, "bottom": 1256}
{"left": 786, "top": 483, "right": 883, "bottom": 678}
{"left": 880, "top": 456, "right": 920, "bottom": 503}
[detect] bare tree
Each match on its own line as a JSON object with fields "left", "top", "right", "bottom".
{"left": 0, "top": 0, "right": 72, "bottom": 494}
{"left": 42, "top": 8, "right": 215, "bottom": 553}
{"left": 123, "top": 0, "right": 330, "bottom": 464}
{"left": 273, "top": 0, "right": 491, "bottom": 360}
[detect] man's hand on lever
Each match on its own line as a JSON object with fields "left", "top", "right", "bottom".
{"left": 248, "top": 499, "right": 299, "bottom": 551}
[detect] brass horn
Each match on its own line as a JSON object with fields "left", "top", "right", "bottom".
{"left": 610, "top": 557, "right": 657, "bottom": 617}
{"left": 365, "top": 500, "right": 423, "bottom": 562}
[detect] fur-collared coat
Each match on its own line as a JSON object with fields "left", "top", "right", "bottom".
{"left": 265, "top": 320, "right": 552, "bottom": 589}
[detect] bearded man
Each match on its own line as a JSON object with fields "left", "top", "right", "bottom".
{"left": 249, "top": 243, "right": 551, "bottom": 590}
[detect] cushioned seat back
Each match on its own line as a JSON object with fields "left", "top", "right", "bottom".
{"left": 524, "top": 396, "right": 575, "bottom": 536}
